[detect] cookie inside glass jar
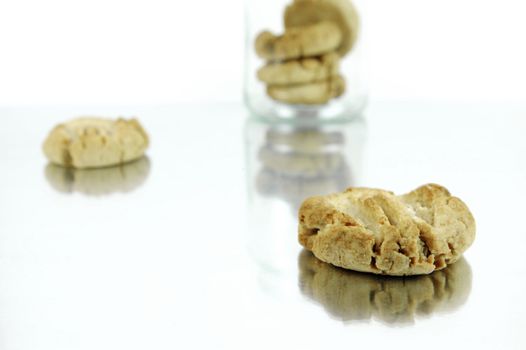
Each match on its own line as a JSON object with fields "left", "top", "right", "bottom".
{"left": 254, "top": 0, "right": 360, "bottom": 106}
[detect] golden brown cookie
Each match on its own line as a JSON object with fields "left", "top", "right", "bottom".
{"left": 284, "top": 0, "right": 360, "bottom": 57}
{"left": 267, "top": 75, "right": 345, "bottom": 105}
{"left": 257, "top": 52, "right": 340, "bottom": 85}
{"left": 255, "top": 21, "right": 342, "bottom": 61}
{"left": 298, "top": 184, "right": 476, "bottom": 276}
{"left": 43, "top": 117, "right": 149, "bottom": 169}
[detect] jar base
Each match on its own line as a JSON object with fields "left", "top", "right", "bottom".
{"left": 247, "top": 94, "right": 367, "bottom": 123}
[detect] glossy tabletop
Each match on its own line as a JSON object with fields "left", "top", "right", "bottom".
{"left": 0, "top": 102, "right": 525, "bottom": 349}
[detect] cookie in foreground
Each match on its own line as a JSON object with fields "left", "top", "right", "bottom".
{"left": 43, "top": 117, "right": 149, "bottom": 169}
{"left": 298, "top": 184, "right": 475, "bottom": 276}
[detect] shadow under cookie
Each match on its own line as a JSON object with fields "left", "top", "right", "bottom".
{"left": 44, "top": 156, "right": 151, "bottom": 196}
{"left": 298, "top": 250, "right": 472, "bottom": 325}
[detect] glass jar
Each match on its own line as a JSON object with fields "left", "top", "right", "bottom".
{"left": 244, "top": 0, "right": 367, "bottom": 121}
{"left": 245, "top": 116, "right": 366, "bottom": 271}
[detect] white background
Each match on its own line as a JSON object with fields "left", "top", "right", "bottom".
{"left": 0, "top": 0, "right": 525, "bottom": 105}
{"left": 0, "top": 1, "right": 526, "bottom": 348}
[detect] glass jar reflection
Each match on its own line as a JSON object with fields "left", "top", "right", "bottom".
{"left": 245, "top": 117, "right": 366, "bottom": 271}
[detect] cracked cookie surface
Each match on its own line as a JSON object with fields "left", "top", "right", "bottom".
{"left": 298, "top": 184, "right": 476, "bottom": 276}
{"left": 43, "top": 117, "right": 149, "bottom": 169}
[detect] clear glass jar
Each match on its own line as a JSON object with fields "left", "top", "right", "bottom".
{"left": 244, "top": 0, "right": 367, "bottom": 121}
{"left": 245, "top": 116, "right": 366, "bottom": 272}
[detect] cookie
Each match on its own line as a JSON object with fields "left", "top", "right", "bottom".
{"left": 45, "top": 156, "right": 150, "bottom": 195}
{"left": 285, "top": 0, "right": 360, "bottom": 57}
{"left": 255, "top": 21, "right": 342, "bottom": 61}
{"left": 298, "top": 184, "right": 476, "bottom": 276}
{"left": 267, "top": 75, "right": 345, "bottom": 105}
{"left": 257, "top": 52, "right": 340, "bottom": 85}
{"left": 299, "top": 250, "right": 472, "bottom": 323}
{"left": 43, "top": 117, "right": 149, "bottom": 169}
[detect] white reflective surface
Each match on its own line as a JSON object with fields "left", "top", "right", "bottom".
{"left": 0, "top": 103, "right": 525, "bottom": 349}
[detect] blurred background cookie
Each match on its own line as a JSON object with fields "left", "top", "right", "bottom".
{"left": 255, "top": 21, "right": 342, "bottom": 61}
{"left": 284, "top": 0, "right": 360, "bottom": 57}
{"left": 254, "top": 0, "right": 359, "bottom": 105}
{"left": 257, "top": 52, "right": 340, "bottom": 85}
{"left": 43, "top": 117, "right": 149, "bottom": 169}
{"left": 267, "top": 75, "right": 345, "bottom": 105}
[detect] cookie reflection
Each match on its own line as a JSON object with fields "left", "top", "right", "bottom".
{"left": 45, "top": 156, "right": 150, "bottom": 195}
{"left": 298, "top": 250, "right": 472, "bottom": 324}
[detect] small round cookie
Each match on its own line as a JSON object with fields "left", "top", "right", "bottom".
{"left": 257, "top": 52, "right": 340, "bottom": 85}
{"left": 255, "top": 21, "right": 342, "bottom": 61}
{"left": 284, "top": 0, "right": 360, "bottom": 57}
{"left": 267, "top": 75, "right": 345, "bottom": 105}
{"left": 299, "top": 184, "right": 476, "bottom": 276}
{"left": 43, "top": 117, "right": 149, "bottom": 169}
